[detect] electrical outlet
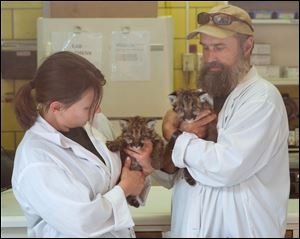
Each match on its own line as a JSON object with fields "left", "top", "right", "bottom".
{"left": 182, "top": 53, "right": 195, "bottom": 72}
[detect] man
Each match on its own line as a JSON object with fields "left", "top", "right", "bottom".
{"left": 136, "top": 4, "right": 290, "bottom": 238}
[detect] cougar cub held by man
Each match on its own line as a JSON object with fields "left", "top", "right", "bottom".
{"left": 161, "top": 89, "right": 217, "bottom": 186}
{"left": 106, "top": 116, "right": 164, "bottom": 207}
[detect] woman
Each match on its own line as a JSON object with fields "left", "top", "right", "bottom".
{"left": 12, "top": 51, "right": 152, "bottom": 237}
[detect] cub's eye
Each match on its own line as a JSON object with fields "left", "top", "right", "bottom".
{"left": 125, "top": 139, "right": 133, "bottom": 144}
{"left": 178, "top": 112, "right": 184, "bottom": 118}
{"left": 138, "top": 142, "right": 144, "bottom": 148}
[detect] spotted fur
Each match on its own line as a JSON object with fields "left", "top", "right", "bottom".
{"left": 162, "top": 89, "right": 217, "bottom": 186}
{"left": 106, "top": 116, "right": 164, "bottom": 207}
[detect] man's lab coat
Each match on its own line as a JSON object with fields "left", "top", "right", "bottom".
{"left": 153, "top": 67, "right": 290, "bottom": 237}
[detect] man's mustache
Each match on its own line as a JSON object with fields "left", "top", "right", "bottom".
{"left": 202, "top": 61, "right": 225, "bottom": 71}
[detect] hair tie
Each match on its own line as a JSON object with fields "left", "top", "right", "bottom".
{"left": 29, "top": 81, "right": 35, "bottom": 89}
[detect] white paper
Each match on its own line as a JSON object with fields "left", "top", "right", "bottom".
{"left": 51, "top": 32, "right": 103, "bottom": 69}
{"left": 111, "top": 31, "right": 150, "bottom": 81}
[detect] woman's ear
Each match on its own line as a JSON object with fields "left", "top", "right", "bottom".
{"left": 49, "top": 101, "right": 64, "bottom": 113}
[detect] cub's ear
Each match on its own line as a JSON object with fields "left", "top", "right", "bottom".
{"left": 146, "top": 119, "right": 156, "bottom": 130}
{"left": 119, "top": 119, "right": 129, "bottom": 131}
{"left": 168, "top": 91, "right": 177, "bottom": 106}
{"left": 199, "top": 93, "right": 214, "bottom": 106}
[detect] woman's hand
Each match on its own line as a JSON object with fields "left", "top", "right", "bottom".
{"left": 180, "top": 110, "right": 217, "bottom": 138}
{"left": 124, "top": 140, "right": 154, "bottom": 176}
{"left": 118, "top": 158, "right": 145, "bottom": 197}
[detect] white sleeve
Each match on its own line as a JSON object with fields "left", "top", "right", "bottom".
{"left": 172, "top": 99, "right": 287, "bottom": 187}
{"left": 150, "top": 170, "right": 177, "bottom": 189}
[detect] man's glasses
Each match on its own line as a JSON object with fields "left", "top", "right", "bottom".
{"left": 197, "top": 12, "right": 254, "bottom": 32}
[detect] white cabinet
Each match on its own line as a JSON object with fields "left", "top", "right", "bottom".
{"left": 2, "top": 188, "right": 299, "bottom": 238}
{"left": 252, "top": 19, "right": 299, "bottom": 86}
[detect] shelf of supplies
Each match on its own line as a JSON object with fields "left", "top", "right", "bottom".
{"left": 289, "top": 147, "right": 299, "bottom": 153}
{"left": 267, "top": 78, "right": 299, "bottom": 85}
{"left": 252, "top": 19, "right": 299, "bottom": 25}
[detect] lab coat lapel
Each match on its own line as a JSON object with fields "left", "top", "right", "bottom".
{"left": 85, "top": 124, "right": 121, "bottom": 189}
{"left": 31, "top": 116, "right": 120, "bottom": 188}
{"left": 31, "top": 116, "right": 111, "bottom": 175}
{"left": 219, "top": 67, "right": 259, "bottom": 128}
{"left": 69, "top": 143, "right": 108, "bottom": 168}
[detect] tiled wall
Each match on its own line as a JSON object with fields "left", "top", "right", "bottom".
{"left": 1, "top": 1, "right": 43, "bottom": 151}
{"left": 158, "top": 1, "right": 222, "bottom": 90}
{"left": 0, "top": 1, "right": 221, "bottom": 151}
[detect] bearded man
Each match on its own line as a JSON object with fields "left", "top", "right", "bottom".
{"left": 134, "top": 4, "right": 290, "bottom": 238}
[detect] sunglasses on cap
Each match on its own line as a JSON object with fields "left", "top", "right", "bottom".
{"left": 197, "top": 12, "right": 254, "bottom": 32}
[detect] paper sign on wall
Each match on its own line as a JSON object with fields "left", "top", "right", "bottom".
{"left": 111, "top": 30, "right": 150, "bottom": 81}
{"left": 51, "top": 32, "right": 103, "bottom": 69}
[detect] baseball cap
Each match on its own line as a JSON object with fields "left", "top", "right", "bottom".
{"left": 187, "top": 4, "right": 254, "bottom": 39}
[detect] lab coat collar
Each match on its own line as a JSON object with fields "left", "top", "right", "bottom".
{"left": 30, "top": 116, "right": 109, "bottom": 170}
{"left": 31, "top": 115, "right": 69, "bottom": 148}
{"left": 228, "top": 66, "right": 259, "bottom": 101}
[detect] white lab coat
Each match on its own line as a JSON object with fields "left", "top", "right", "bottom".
{"left": 92, "top": 113, "right": 116, "bottom": 142}
{"left": 154, "top": 67, "right": 290, "bottom": 237}
{"left": 12, "top": 116, "right": 147, "bottom": 238}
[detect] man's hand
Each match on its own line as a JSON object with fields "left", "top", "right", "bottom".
{"left": 180, "top": 109, "right": 217, "bottom": 138}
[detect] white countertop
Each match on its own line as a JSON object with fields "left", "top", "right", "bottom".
{"left": 1, "top": 186, "right": 172, "bottom": 230}
{"left": 1, "top": 186, "right": 299, "bottom": 231}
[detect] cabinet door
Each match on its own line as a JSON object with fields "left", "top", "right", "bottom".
{"left": 285, "top": 229, "right": 293, "bottom": 238}
{"left": 135, "top": 231, "right": 162, "bottom": 238}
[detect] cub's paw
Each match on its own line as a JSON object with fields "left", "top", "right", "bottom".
{"left": 106, "top": 141, "right": 119, "bottom": 152}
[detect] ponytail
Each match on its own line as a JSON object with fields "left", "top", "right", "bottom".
{"left": 14, "top": 81, "right": 37, "bottom": 129}
{"left": 14, "top": 51, "right": 106, "bottom": 130}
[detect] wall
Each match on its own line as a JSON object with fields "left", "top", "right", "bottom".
{"left": 2, "top": 1, "right": 298, "bottom": 148}
{"left": 1, "top": 1, "right": 222, "bottom": 151}
{"left": 157, "top": 1, "right": 222, "bottom": 90}
{"left": 1, "top": 1, "right": 43, "bottom": 151}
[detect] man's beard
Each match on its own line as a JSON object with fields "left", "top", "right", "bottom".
{"left": 198, "top": 55, "right": 250, "bottom": 97}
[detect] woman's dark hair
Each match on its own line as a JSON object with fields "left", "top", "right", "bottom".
{"left": 14, "top": 51, "right": 106, "bottom": 129}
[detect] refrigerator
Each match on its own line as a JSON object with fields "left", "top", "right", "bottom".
{"left": 37, "top": 16, "right": 173, "bottom": 123}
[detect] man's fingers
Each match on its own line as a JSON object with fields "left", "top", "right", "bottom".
{"left": 199, "top": 113, "right": 217, "bottom": 125}
{"left": 123, "top": 157, "right": 131, "bottom": 168}
{"left": 196, "top": 109, "right": 212, "bottom": 120}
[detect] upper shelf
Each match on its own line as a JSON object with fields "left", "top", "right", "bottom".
{"left": 252, "top": 19, "right": 299, "bottom": 25}
{"left": 268, "top": 78, "right": 299, "bottom": 86}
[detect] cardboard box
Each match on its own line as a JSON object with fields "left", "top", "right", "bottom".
{"left": 252, "top": 43, "right": 271, "bottom": 55}
{"left": 250, "top": 10, "right": 274, "bottom": 19}
{"left": 283, "top": 67, "right": 299, "bottom": 78}
{"left": 251, "top": 54, "right": 271, "bottom": 65}
{"left": 256, "top": 65, "right": 281, "bottom": 78}
{"left": 48, "top": 1, "right": 157, "bottom": 18}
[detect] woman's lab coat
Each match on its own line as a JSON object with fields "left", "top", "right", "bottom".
{"left": 153, "top": 67, "right": 290, "bottom": 237}
{"left": 12, "top": 116, "right": 141, "bottom": 238}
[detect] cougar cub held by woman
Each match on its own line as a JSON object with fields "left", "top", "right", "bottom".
{"left": 106, "top": 116, "right": 164, "bottom": 207}
{"left": 161, "top": 89, "right": 218, "bottom": 186}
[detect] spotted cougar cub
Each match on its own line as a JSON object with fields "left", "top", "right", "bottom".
{"left": 161, "top": 89, "right": 217, "bottom": 186}
{"left": 106, "top": 116, "right": 164, "bottom": 207}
